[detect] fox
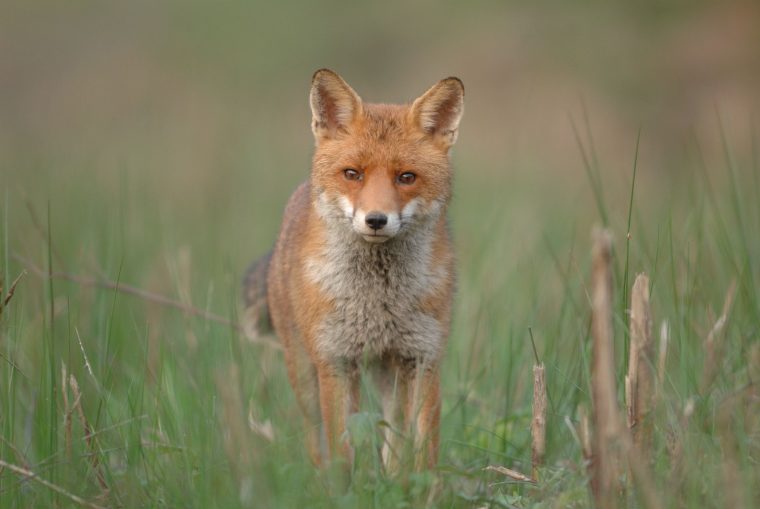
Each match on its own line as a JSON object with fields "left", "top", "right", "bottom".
{"left": 242, "top": 69, "right": 464, "bottom": 471}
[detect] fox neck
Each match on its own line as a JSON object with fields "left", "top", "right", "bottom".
{"left": 307, "top": 190, "right": 446, "bottom": 296}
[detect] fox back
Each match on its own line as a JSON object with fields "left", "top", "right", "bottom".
{"left": 243, "top": 69, "right": 464, "bottom": 469}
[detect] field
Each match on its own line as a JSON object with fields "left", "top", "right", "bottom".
{"left": 2, "top": 2, "right": 759, "bottom": 507}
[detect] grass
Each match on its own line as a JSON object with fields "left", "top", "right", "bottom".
{"left": 1, "top": 121, "right": 758, "bottom": 508}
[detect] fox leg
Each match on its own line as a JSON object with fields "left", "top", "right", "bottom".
{"left": 282, "top": 339, "right": 322, "bottom": 465}
{"left": 409, "top": 364, "right": 441, "bottom": 471}
{"left": 377, "top": 359, "right": 410, "bottom": 472}
{"left": 317, "top": 362, "right": 358, "bottom": 464}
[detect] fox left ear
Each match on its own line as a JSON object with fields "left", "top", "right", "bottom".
{"left": 410, "top": 77, "right": 464, "bottom": 149}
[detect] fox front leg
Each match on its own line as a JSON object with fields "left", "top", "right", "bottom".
{"left": 408, "top": 364, "right": 441, "bottom": 471}
{"left": 380, "top": 359, "right": 441, "bottom": 472}
{"left": 317, "top": 361, "right": 359, "bottom": 466}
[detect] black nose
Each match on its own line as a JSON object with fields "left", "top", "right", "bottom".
{"left": 365, "top": 211, "right": 388, "bottom": 230}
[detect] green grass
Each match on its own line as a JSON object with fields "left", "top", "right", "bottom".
{"left": 1, "top": 124, "right": 758, "bottom": 508}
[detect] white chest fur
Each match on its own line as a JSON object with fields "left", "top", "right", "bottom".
{"left": 305, "top": 223, "right": 446, "bottom": 363}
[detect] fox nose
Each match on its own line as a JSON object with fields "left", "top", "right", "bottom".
{"left": 365, "top": 212, "right": 388, "bottom": 230}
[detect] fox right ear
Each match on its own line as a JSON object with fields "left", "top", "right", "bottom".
{"left": 310, "top": 69, "right": 362, "bottom": 142}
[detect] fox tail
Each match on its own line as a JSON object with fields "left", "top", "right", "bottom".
{"left": 241, "top": 250, "right": 273, "bottom": 339}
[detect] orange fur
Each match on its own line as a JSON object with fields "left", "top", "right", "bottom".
{"left": 245, "top": 69, "right": 464, "bottom": 470}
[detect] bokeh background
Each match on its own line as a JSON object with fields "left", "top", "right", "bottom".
{"left": 3, "top": 1, "right": 760, "bottom": 287}
{"left": 4, "top": 1, "right": 760, "bottom": 223}
{"left": 2, "top": 1, "right": 759, "bottom": 507}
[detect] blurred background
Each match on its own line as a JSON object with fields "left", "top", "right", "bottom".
{"left": 4, "top": 0, "right": 760, "bottom": 314}
{"left": 4, "top": 0, "right": 759, "bottom": 230}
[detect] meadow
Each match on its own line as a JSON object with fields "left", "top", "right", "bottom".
{"left": 2, "top": 2, "right": 759, "bottom": 507}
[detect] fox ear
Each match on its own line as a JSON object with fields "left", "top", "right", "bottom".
{"left": 310, "top": 69, "right": 362, "bottom": 142}
{"left": 410, "top": 77, "right": 464, "bottom": 148}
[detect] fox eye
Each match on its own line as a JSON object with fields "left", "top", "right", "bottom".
{"left": 343, "top": 168, "right": 361, "bottom": 181}
{"left": 397, "top": 172, "right": 416, "bottom": 185}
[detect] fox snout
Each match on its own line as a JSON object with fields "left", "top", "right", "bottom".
{"left": 364, "top": 211, "right": 387, "bottom": 230}
{"left": 350, "top": 206, "right": 403, "bottom": 243}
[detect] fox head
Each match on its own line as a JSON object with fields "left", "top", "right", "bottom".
{"left": 309, "top": 69, "right": 464, "bottom": 243}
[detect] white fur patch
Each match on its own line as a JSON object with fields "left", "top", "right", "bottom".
{"left": 306, "top": 192, "right": 449, "bottom": 363}
{"left": 339, "top": 195, "right": 354, "bottom": 218}
{"left": 314, "top": 192, "right": 332, "bottom": 220}
{"left": 401, "top": 198, "right": 419, "bottom": 220}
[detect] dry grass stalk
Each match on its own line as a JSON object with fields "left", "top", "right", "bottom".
{"left": 248, "top": 401, "right": 275, "bottom": 442}
{"left": 0, "top": 270, "right": 25, "bottom": 318}
{"left": 531, "top": 362, "right": 547, "bottom": 480}
{"left": 69, "top": 374, "right": 109, "bottom": 494}
{"left": 0, "top": 459, "right": 106, "bottom": 509}
{"left": 701, "top": 280, "right": 737, "bottom": 393}
{"left": 14, "top": 253, "right": 282, "bottom": 351}
{"left": 622, "top": 440, "right": 664, "bottom": 509}
{"left": 215, "top": 365, "right": 252, "bottom": 467}
{"left": 624, "top": 375, "right": 633, "bottom": 429}
{"left": 484, "top": 465, "right": 535, "bottom": 483}
{"left": 750, "top": 344, "right": 760, "bottom": 428}
{"left": 626, "top": 274, "right": 655, "bottom": 458}
{"left": 587, "top": 232, "right": 663, "bottom": 509}
{"left": 667, "top": 398, "right": 694, "bottom": 485}
{"left": 564, "top": 415, "right": 582, "bottom": 449}
{"left": 0, "top": 435, "right": 31, "bottom": 471}
{"left": 657, "top": 320, "right": 669, "bottom": 392}
{"left": 215, "top": 364, "right": 258, "bottom": 504}
{"left": 589, "top": 228, "right": 622, "bottom": 508}
{"left": 577, "top": 404, "right": 593, "bottom": 463}
{"left": 74, "top": 327, "right": 98, "bottom": 385}
{"left": 170, "top": 246, "right": 199, "bottom": 349}
{"left": 23, "top": 197, "right": 66, "bottom": 266}
{"left": 717, "top": 395, "right": 748, "bottom": 509}
{"left": 62, "top": 362, "right": 73, "bottom": 459}
{"left": 750, "top": 342, "right": 760, "bottom": 381}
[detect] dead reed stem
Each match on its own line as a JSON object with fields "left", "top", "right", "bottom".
{"left": 623, "top": 439, "right": 665, "bottom": 509}
{"left": 14, "top": 253, "right": 281, "bottom": 351}
{"left": 589, "top": 230, "right": 663, "bottom": 509}
{"left": 0, "top": 459, "right": 106, "bottom": 509}
{"left": 531, "top": 362, "right": 547, "bottom": 480}
{"left": 701, "top": 281, "right": 737, "bottom": 394}
{"left": 590, "top": 229, "right": 622, "bottom": 508}
{"left": 626, "top": 274, "right": 655, "bottom": 458}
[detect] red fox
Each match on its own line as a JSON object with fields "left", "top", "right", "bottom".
{"left": 243, "top": 69, "right": 464, "bottom": 470}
